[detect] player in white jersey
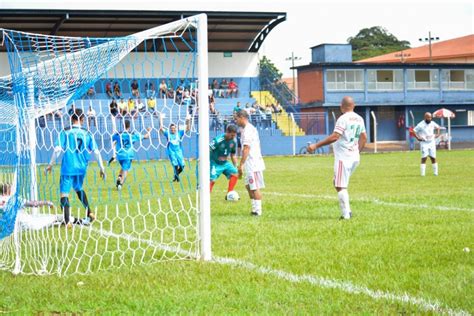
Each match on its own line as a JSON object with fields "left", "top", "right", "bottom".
{"left": 413, "top": 112, "right": 441, "bottom": 176}
{"left": 235, "top": 110, "right": 266, "bottom": 216}
{"left": 307, "top": 97, "right": 367, "bottom": 220}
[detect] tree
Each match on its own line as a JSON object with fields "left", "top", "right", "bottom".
{"left": 259, "top": 56, "right": 282, "bottom": 89}
{"left": 258, "top": 56, "right": 294, "bottom": 107}
{"left": 348, "top": 26, "right": 410, "bottom": 61}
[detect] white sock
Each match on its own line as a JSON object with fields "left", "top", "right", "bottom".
{"left": 254, "top": 200, "right": 262, "bottom": 215}
{"left": 432, "top": 163, "right": 438, "bottom": 176}
{"left": 251, "top": 199, "right": 256, "bottom": 211}
{"left": 420, "top": 164, "right": 426, "bottom": 176}
{"left": 337, "top": 189, "right": 350, "bottom": 218}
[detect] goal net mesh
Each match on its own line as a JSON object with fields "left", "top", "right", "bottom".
{"left": 0, "top": 15, "right": 207, "bottom": 276}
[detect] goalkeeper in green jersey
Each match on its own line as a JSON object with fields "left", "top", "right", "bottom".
{"left": 209, "top": 124, "right": 239, "bottom": 195}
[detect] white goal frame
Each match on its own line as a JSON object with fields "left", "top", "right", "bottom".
{"left": 5, "top": 13, "right": 211, "bottom": 276}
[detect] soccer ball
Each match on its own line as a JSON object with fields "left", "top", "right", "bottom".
{"left": 226, "top": 191, "right": 240, "bottom": 202}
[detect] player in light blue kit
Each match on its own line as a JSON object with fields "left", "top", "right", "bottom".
{"left": 46, "top": 108, "right": 106, "bottom": 228}
{"left": 160, "top": 115, "right": 191, "bottom": 182}
{"left": 111, "top": 120, "right": 151, "bottom": 190}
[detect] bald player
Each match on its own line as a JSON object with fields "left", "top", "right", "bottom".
{"left": 307, "top": 96, "right": 367, "bottom": 220}
{"left": 413, "top": 112, "right": 440, "bottom": 176}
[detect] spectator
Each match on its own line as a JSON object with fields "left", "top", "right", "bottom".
{"left": 109, "top": 98, "right": 119, "bottom": 117}
{"left": 128, "top": 98, "right": 136, "bottom": 116}
{"left": 131, "top": 80, "right": 140, "bottom": 97}
{"left": 212, "top": 79, "right": 221, "bottom": 97}
{"left": 68, "top": 104, "right": 76, "bottom": 116}
{"left": 277, "top": 103, "right": 283, "bottom": 113}
{"left": 147, "top": 97, "right": 156, "bottom": 114}
{"left": 228, "top": 79, "right": 238, "bottom": 98}
{"left": 272, "top": 103, "right": 283, "bottom": 114}
{"left": 87, "top": 106, "right": 96, "bottom": 128}
{"left": 118, "top": 98, "right": 128, "bottom": 116}
{"left": 243, "top": 103, "right": 254, "bottom": 116}
{"left": 86, "top": 86, "right": 95, "bottom": 97}
{"left": 209, "top": 99, "right": 216, "bottom": 114}
{"left": 54, "top": 109, "right": 63, "bottom": 120}
{"left": 160, "top": 80, "right": 169, "bottom": 98}
{"left": 38, "top": 114, "right": 46, "bottom": 128}
{"left": 208, "top": 84, "right": 213, "bottom": 99}
{"left": 210, "top": 108, "right": 221, "bottom": 130}
{"left": 183, "top": 89, "right": 192, "bottom": 107}
{"left": 254, "top": 106, "right": 263, "bottom": 129}
{"left": 175, "top": 81, "right": 184, "bottom": 103}
{"left": 264, "top": 105, "right": 273, "bottom": 129}
{"left": 167, "top": 80, "right": 174, "bottom": 98}
{"left": 209, "top": 94, "right": 215, "bottom": 106}
{"left": 145, "top": 81, "right": 156, "bottom": 98}
{"left": 113, "top": 82, "right": 121, "bottom": 98}
{"left": 233, "top": 101, "right": 242, "bottom": 114}
{"left": 105, "top": 81, "right": 113, "bottom": 98}
{"left": 137, "top": 98, "right": 146, "bottom": 113}
{"left": 220, "top": 79, "right": 229, "bottom": 98}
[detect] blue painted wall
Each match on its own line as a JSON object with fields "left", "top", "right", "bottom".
{"left": 312, "top": 44, "right": 352, "bottom": 63}
{"left": 317, "top": 67, "right": 474, "bottom": 141}
{"left": 322, "top": 68, "right": 474, "bottom": 106}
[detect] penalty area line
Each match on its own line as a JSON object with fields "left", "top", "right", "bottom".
{"left": 88, "top": 227, "right": 470, "bottom": 316}
{"left": 265, "top": 191, "right": 474, "bottom": 212}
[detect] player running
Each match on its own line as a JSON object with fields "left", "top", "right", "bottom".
{"left": 160, "top": 115, "right": 191, "bottom": 182}
{"left": 46, "top": 108, "right": 106, "bottom": 227}
{"left": 413, "top": 112, "right": 441, "bottom": 176}
{"left": 235, "top": 110, "right": 265, "bottom": 216}
{"left": 209, "top": 124, "right": 239, "bottom": 196}
{"left": 307, "top": 96, "right": 367, "bottom": 220}
{"left": 110, "top": 119, "right": 151, "bottom": 190}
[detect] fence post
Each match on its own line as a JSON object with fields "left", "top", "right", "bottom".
{"left": 290, "top": 112, "right": 296, "bottom": 156}
{"left": 371, "top": 111, "right": 377, "bottom": 153}
{"left": 448, "top": 117, "right": 452, "bottom": 151}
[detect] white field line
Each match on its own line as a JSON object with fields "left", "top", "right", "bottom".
{"left": 266, "top": 192, "right": 474, "bottom": 213}
{"left": 89, "top": 227, "right": 470, "bottom": 316}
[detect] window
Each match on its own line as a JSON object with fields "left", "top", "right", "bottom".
{"left": 407, "top": 69, "right": 439, "bottom": 89}
{"left": 326, "top": 70, "right": 364, "bottom": 90}
{"left": 468, "top": 111, "right": 474, "bottom": 126}
{"left": 368, "top": 69, "right": 403, "bottom": 90}
{"left": 441, "top": 70, "right": 474, "bottom": 90}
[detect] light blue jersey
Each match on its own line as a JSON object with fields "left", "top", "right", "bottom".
{"left": 56, "top": 126, "right": 98, "bottom": 176}
{"left": 163, "top": 130, "right": 185, "bottom": 152}
{"left": 112, "top": 132, "right": 142, "bottom": 161}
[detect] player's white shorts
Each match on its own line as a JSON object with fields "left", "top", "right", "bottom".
{"left": 333, "top": 159, "right": 359, "bottom": 188}
{"left": 245, "top": 171, "right": 265, "bottom": 191}
{"left": 420, "top": 141, "right": 436, "bottom": 158}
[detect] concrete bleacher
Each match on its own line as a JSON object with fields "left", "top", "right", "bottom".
{"left": 79, "top": 95, "right": 258, "bottom": 117}
{"left": 212, "top": 97, "right": 256, "bottom": 115}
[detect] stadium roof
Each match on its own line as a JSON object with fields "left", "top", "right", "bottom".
{"left": 0, "top": 9, "right": 286, "bottom": 52}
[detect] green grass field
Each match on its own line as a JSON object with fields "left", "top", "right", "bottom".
{"left": 1, "top": 150, "right": 473, "bottom": 314}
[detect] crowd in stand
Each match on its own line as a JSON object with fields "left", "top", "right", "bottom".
{"left": 210, "top": 79, "right": 239, "bottom": 98}
{"left": 209, "top": 90, "right": 283, "bottom": 132}
{"left": 44, "top": 78, "right": 284, "bottom": 133}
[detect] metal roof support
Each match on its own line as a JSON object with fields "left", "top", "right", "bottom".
{"left": 249, "top": 16, "right": 285, "bottom": 52}
{"left": 50, "top": 13, "right": 69, "bottom": 35}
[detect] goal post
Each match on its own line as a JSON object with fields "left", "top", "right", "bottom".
{"left": 0, "top": 14, "right": 212, "bottom": 275}
{"left": 196, "top": 14, "right": 211, "bottom": 261}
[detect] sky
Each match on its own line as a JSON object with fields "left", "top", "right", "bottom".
{"left": 1, "top": 0, "right": 473, "bottom": 77}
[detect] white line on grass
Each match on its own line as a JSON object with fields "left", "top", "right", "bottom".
{"left": 88, "top": 227, "right": 470, "bottom": 316}
{"left": 266, "top": 192, "right": 474, "bottom": 212}
{"left": 214, "top": 256, "right": 471, "bottom": 316}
